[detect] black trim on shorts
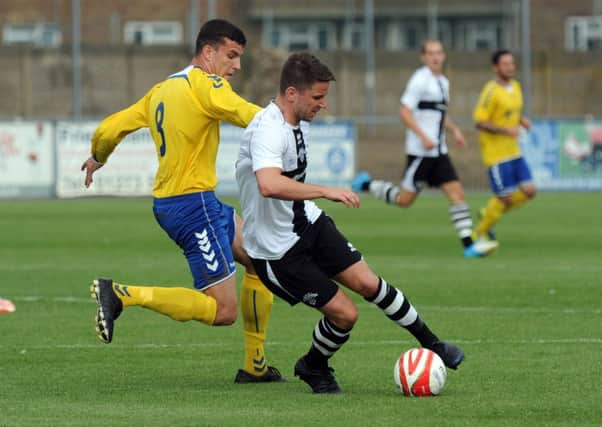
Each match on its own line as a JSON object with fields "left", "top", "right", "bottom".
{"left": 250, "top": 213, "right": 362, "bottom": 308}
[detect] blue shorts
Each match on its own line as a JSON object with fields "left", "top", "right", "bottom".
{"left": 488, "top": 157, "right": 533, "bottom": 196}
{"left": 153, "top": 191, "right": 236, "bottom": 290}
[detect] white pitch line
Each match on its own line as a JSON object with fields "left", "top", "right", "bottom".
{"left": 417, "top": 305, "right": 601, "bottom": 315}
{"left": 15, "top": 296, "right": 92, "bottom": 303}
{"left": 0, "top": 338, "right": 601, "bottom": 351}
{"left": 10, "top": 295, "right": 602, "bottom": 315}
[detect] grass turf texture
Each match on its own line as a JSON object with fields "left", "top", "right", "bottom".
{"left": 0, "top": 193, "right": 600, "bottom": 426}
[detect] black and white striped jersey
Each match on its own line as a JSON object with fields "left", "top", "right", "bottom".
{"left": 400, "top": 65, "right": 450, "bottom": 157}
{"left": 236, "top": 102, "right": 322, "bottom": 260}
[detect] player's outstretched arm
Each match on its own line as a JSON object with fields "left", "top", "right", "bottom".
{"left": 82, "top": 86, "right": 156, "bottom": 188}
{"left": 256, "top": 168, "right": 360, "bottom": 208}
{"left": 81, "top": 156, "right": 103, "bottom": 188}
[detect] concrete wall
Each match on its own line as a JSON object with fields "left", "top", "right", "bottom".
{"left": 1, "top": 45, "right": 600, "bottom": 188}
{"left": 0, "top": 0, "right": 241, "bottom": 45}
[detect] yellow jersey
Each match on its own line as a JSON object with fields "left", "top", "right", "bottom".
{"left": 473, "top": 79, "right": 523, "bottom": 166}
{"left": 91, "top": 65, "right": 261, "bottom": 198}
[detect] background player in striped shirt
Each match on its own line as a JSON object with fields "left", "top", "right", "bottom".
{"left": 352, "top": 40, "right": 497, "bottom": 258}
{"left": 80, "top": 19, "right": 282, "bottom": 383}
{"left": 236, "top": 52, "right": 464, "bottom": 394}
{"left": 472, "top": 50, "right": 536, "bottom": 243}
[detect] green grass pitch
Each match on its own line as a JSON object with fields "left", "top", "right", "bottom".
{"left": 1, "top": 192, "right": 600, "bottom": 426}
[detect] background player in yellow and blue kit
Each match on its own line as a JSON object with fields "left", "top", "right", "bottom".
{"left": 80, "top": 19, "right": 283, "bottom": 383}
{"left": 473, "top": 49, "right": 536, "bottom": 243}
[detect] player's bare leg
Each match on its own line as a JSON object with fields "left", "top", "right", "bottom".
{"left": 395, "top": 189, "right": 418, "bottom": 207}
{"left": 90, "top": 277, "right": 237, "bottom": 344}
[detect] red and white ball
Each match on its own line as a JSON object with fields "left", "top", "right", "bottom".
{"left": 393, "top": 348, "right": 447, "bottom": 396}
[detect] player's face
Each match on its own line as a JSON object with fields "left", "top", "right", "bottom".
{"left": 293, "top": 81, "right": 330, "bottom": 122}
{"left": 206, "top": 38, "right": 244, "bottom": 80}
{"left": 494, "top": 53, "right": 515, "bottom": 81}
{"left": 421, "top": 41, "right": 446, "bottom": 74}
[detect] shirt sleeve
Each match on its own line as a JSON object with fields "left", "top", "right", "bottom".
{"left": 90, "top": 84, "right": 156, "bottom": 163}
{"left": 473, "top": 82, "right": 496, "bottom": 123}
{"left": 400, "top": 71, "right": 424, "bottom": 110}
{"left": 196, "top": 75, "right": 261, "bottom": 128}
{"left": 249, "top": 122, "right": 285, "bottom": 172}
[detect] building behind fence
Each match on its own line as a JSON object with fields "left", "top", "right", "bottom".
{"left": 1, "top": 0, "right": 601, "bottom": 191}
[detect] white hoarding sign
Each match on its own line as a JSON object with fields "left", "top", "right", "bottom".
{"left": 0, "top": 121, "right": 53, "bottom": 198}
{"left": 216, "top": 121, "right": 356, "bottom": 196}
{"left": 521, "top": 119, "right": 602, "bottom": 191}
{"left": 56, "top": 122, "right": 158, "bottom": 198}
{"left": 56, "top": 120, "right": 355, "bottom": 198}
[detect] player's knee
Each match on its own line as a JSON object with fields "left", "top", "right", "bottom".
{"left": 214, "top": 313, "right": 237, "bottom": 326}
{"left": 213, "top": 304, "right": 238, "bottom": 326}
{"left": 346, "top": 306, "right": 359, "bottom": 326}
{"left": 523, "top": 186, "right": 536, "bottom": 199}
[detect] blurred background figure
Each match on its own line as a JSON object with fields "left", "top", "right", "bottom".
{"left": 472, "top": 49, "right": 536, "bottom": 244}
{"left": 352, "top": 40, "right": 498, "bottom": 258}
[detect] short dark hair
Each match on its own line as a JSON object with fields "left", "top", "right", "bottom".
{"left": 279, "top": 53, "right": 336, "bottom": 94}
{"left": 195, "top": 19, "right": 246, "bottom": 55}
{"left": 492, "top": 49, "right": 512, "bottom": 65}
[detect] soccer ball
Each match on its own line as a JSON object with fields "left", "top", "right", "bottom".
{"left": 393, "top": 348, "right": 447, "bottom": 396}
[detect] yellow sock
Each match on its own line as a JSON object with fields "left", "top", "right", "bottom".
{"left": 112, "top": 282, "right": 149, "bottom": 307}
{"left": 113, "top": 283, "right": 216, "bottom": 325}
{"left": 507, "top": 189, "right": 529, "bottom": 210}
{"left": 240, "top": 273, "right": 273, "bottom": 376}
{"left": 476, "top": 196, "right": 507, "bottom": 237}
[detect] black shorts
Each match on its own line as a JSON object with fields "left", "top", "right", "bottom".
{"left": 401, "top": 154, "right": 459, "bottom": 193}
{"left": 250, "top": 213, "right": 362, "bottom": 308}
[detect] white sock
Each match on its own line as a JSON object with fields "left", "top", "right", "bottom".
{"left": 369, "top": 180, "right": 400, "bottom": 205}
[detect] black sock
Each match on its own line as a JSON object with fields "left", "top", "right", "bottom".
{"left": 304, "top": 316, "right": 352, "bottom": 369}
{"left": 305, "top": 346, "right": 329, "bottom": 369}
{"left": 405, "top": 317, "right": 438, "bottom": 348}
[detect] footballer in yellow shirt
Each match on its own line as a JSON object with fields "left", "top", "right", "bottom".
{"left": 90, "top": 65, "right": 259, "bottom": 198}
{"left": 473, "top": 50, "right": 536, "bottom": 241}
{"left": 81, "top": 19, "right": 282, "bottom": 383}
